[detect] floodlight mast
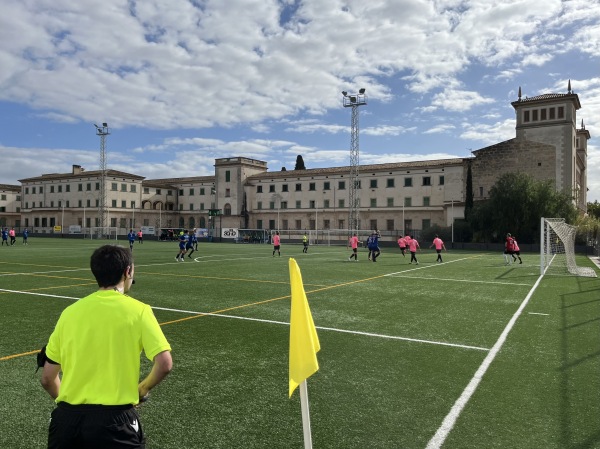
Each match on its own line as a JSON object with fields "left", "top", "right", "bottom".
{"left": 342, "top": 89, "right": 367, "bottom": 237}
{"left": 95, "top": 123, "right": 110, "bottom": 237}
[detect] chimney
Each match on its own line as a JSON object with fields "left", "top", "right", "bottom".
{"left": 72, "top": 165, "right": 85, "bottom": 174}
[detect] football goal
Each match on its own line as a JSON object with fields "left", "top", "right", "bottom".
{"left": 540, "top": 218, "right": 596, "bottom": 277}
{"left": 87, "top": 227, "right": 119, "bottom": 240}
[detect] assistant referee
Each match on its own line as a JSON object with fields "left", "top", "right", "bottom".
{"left": 40, "top": 245, "right": 173, "bottom": 449}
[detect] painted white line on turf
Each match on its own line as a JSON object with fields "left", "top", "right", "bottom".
{"left": 152, "top": 306, "right": 489, "bottom": 352}
{"left": 0, "top": 288, "right": 78, "bottom": 300}
{"left": 425, "top": 271, "right": 545, "bottom": 449}
{"left": 528, "top": 312, "right": 549, "bottom": 316}
{"left": 388, "top": 275, "right": 531, "bottom": 287}
{"left": 385, "top": 256, "right": 478, "bottom": 277}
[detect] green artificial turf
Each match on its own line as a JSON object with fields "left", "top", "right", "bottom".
{"left": 1, "top": 238, "right": 599, "bottom": 448}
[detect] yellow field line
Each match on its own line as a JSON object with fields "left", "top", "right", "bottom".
{"left": 0, "top": 349, "right": 41, "bottom": 361}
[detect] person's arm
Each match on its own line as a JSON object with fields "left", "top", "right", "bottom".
{"left": 138, "top": 350, "right": 173, "bottom": 400}
{"left": 40, "top": 362, "right": 61, "bottom": 399}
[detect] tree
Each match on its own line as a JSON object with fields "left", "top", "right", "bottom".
{"left": 469, "top": 172, "right": 577, "bottom": 243}
{"left": 587, "top": 200, "right": 600, "bottom": 219}
{"left": 464, "top": 161, "right": 474, "bottom": 221}
{"left": 294, "top": 155, "right": 306, "bottom": 170}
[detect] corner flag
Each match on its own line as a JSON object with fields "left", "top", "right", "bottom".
{"left": 289, "top": 258, "right": 321, "bottom": 398}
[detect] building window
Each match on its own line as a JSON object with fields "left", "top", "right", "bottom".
{"left": 112, "top": 200, "right": 117, "bottom": 207}
{"left": 295, "top": 220, "right": 302, "bottom": 229}
{"left": 157, "top": 189, "right": 162, "bottom": 194}
{"left": 78, "top": 184, "right": 83, "bottom": 192}
{"left": 370, "top": 219, "right": 377, "bottom": 230}
{"left": 310, "top": 200, "right": 316, "bottom": 208}
{"left": 257, "top": 201, "right": 262, "bottom": 210}
{"left": 224, "top": 204, "right": 231, "bottom": 215}
{"left": 200, "top": 203, "right": 205, "bottom": 210}
{"left": 131, "top": 201, "right": 136, "bottom": 208}
{"left": 324, "top": 219, "right": 331, "bottom": 230}
{"left": 270, "top": 201, "right": 275, "bottom": 210}
{"left": 324, "top": 199, "right": 330, "bottom": 208}
{"left": 50, "top": 186, "right": 55, "bottom": 193}
{"left": 338, "top": 199, "right": 345, "bottom": 208}
{"left": 257, "top": 185, "right": 263, "bottom": 193}
{"left": 422, "top": 176, "right": 431, "bottom": 186}
{"left": 282, "top": 220, "right": 288, "bottom": 230}
{"left": 296, "top": 200, "right": 301, "bottom": 209}
{"left": 225, "top": 170, "right": 231, "bottom": 182}
{"left": 387, "top": 198, "right": 394, "bottom": 207}
{"left": 423, "top": 196, "right": 430, "bottom": 206}
{"left": 386, "top": 219, "right": 394, "bottom": 231}
{"left": 269, "top": 220, "right": 276, "bottom": 229}
{"left": 549, "top": 108, "right": 555, "bottom": 119}
{"left": 66, "top": 185, "right": 70, "bottom": 192}
{"left": 200, "top": 188, "right": 205, "bottom": 195}
{"left": 121, "top": 200, "right": 127, "bottom": 208}
{"left": 179, "top": 189, "right": 184, "bottom": 196}
{"left": 370, "top": 179, "right": 378, "bottom": 188}
{"left": 295, "top": 183, "right": 302, "bottom": 191}
{"left": 78, "top": 200, "right": 82, "bottom": 207}
{"left": 86, "top": 199, "right": 91, "bottom": 207}
{"left": 309, "top": 182, "right": 316, "bottom": 191}
{"left": 558, "top": 106, "right": 564, "bottom": 118}
{"left": 96, "top": 183, "right": 101, "bottom": 191}
{"left": 404, "top": 178, "right": 412, "bottom": 187}
{"left": 131, "top": 185, "right": 136, "bottom": 193}
{"left": 257, "top": 220, "right": 263, "bottom": 229}
{"left": 281, "top": 201, "right": 288, "bottom": 209}
{"left": 225, "top": 188, "right": 230, "bottom": 197}
{"left": 189, "top": 204, "right": 194, "bottom": 211}
{"left": 338, "top": 219, "right": 345, "bottom": 229}
{"left": 50, "top": 201, "right": 54, "bottom": 207}
{"left": 282, "top": 184, "right": 288, "bottom": 192}
{"left": 189, "top": 188, "right": 194, "bottom": 195}
{"left": 323, "top": 181, "right": 330, "bottom": 190}
{"left": 480, "top": 187, "right": 484, "bottom": 197}
{"left": 439, "top": 175, "right": 445, "bottom": 185}
{"left": 370, "top": 198, "right": 377, "bottom": 207}
{"left": 269, "top": 185, "right": 275, "bottom": 193}
{"left": 524, "top": 110, "right": 530, "bottom": 122}
{"left": 541, "top": 109, "right": 547, "bottom": 120}
{"left": 387, "top": 178, "right": 395, "bottom": 188}
{"left": 422, "top": 219, "right": 431, "bottom": 229}
{"left": 33, "top": 187, "right": 37, "bottom": 194}
{"left": 338, "top": 181, "right": 346, "bottom": 190}
{"left": 179, "top": 204, "right": 183, "bottom": 211}
{"left": 532, "top": 110, "right": 538, "bottom": 121}
{"left": 111, "top": 183, "right": 118, "bottom": 191}
{"left": 404, "top": 197, "right": 412, "bottom": 207}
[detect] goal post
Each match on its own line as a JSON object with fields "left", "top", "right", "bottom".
{"left": 540, "top": 217, "right": 596, "bottom": 277}
{"left": 87, "top": 227, "right": 119, "bottom": 240}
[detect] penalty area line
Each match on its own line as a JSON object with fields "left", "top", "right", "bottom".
{"left": 425, "top": 271, "right": 545, "bottom": 449}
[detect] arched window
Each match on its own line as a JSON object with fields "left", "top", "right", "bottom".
{"left": 189, "top": 217, "right": 195, "bottom": 229}
{"left": 224, "top": 203, "right": 232, "bottom": 216}
{"left": 200, "top": 217, "right": 206, "bottom": 228}
{"left": 178, "top": 217, "right": 185, "bottom": 228}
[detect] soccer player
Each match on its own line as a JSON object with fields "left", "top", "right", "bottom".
{"left": 9, "top": 227, "right": 16, "bottom": 245}
{"left": 348, "top": 233, "right": 359, "bottom": 261}
{"left": 272, "top": 231, "right": 281, "bottom": 257}
{"left": 1, "top": 227, "right": 8, "bottom": 246}
{"left": 504, "top": 233, "right": 515, "bottom": 265}
{"left": 397, "top": 235, "right": 407, "bottom": 257}
{"left": 512, "top": 237, "right": 523, "bottom": 264}
{"left": 128, "top": 229, "right": 136, "bottom": 250}
{"left": 137, "top": 229, "right": 143, "bottom": 244}
{"left": 408, "top": 235, "right": 420, "bottom": 264}
{"left": 22, "top": 228, "right": 29, "bottom": 245}
{"left": 430, "top": 234, "right": 446, "bottom": 263}
{"left": 39, "top": 245, "right": 172, "bottom": 448}
{"left": 302, "top": 233, "right": 309, "bottom": 253}
{"left": 367, "top": 230, "right": 381, "bottom": 262}
{"left": 192, "top": 229, "right": 198, "bottom": 250}
{"left": 186, "top": 229, "right": 195, "bottom": 258}
{"left": 176, "top": 231, "right": 187, "bottom": 261}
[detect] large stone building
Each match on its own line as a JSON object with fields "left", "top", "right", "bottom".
{"left": 0, "top": 82, "right": 590, "bottom": 239}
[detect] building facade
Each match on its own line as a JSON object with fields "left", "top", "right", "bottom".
{"left": 0, "top": 82, "right": 590, "bottom": 238}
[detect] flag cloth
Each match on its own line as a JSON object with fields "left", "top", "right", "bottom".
{"left": 289, "top": 258, "right": 321, "bottom": 398}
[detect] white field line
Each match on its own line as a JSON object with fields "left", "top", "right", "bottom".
{"left": 387, "top": 275, "right": 531, "bottom": 287}
{"left": 528, "top": 312, "right": 549, "bottom": 316}
{"left": 153, "top": 306, "right": 489, "bottom": 352}
{"left": 425, "top": 272, "right": 545, "bottom": 449}
{"left": 0, "top": 286, "right": 488, "bottom": 353}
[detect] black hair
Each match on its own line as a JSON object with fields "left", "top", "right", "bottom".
{"left": 90, "top": 245, "right": 133, "bottom": 288}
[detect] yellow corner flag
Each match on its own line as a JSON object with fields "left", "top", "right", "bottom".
{"left": 289, "top": 258, "right": 321, "bottom": 398}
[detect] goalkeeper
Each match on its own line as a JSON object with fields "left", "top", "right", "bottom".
{"left": 39, "top": 245, "right": 172, "bottom": 448}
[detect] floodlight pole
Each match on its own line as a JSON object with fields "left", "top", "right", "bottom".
{"left": 95, "top": 123, "right": 110, "bottom": 237}
{"left": 342, "top": 89, "right": 367, "bottom": 238}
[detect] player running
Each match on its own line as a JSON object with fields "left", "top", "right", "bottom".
{"left": 2, "top": 227, "right": 8, "bottom": 246}
{"left": 186, "top": 230, "right": 196, "bottom": 259}
{"left": 512, "top": 237, "right": 523, "bottom": 264}
{"left": 348, "top": 233, "right": 359, "bottom": 261}
{"left": 408, "top": 236, "right": 420, "bottom": 264}
{"left": 504, "top": 233, "right": 515, "bottom": 265}
{"left": 430, "top": 234, "right": 446, "bottom": 263}
{"left": 127, "top": 229, "right": 136, "bottom": 251}
{"left": 397, "top": 235, "right": 407, "bottom": 257}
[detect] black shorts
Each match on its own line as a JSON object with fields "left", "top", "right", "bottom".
{"left": 48, "top": 403, "right": 145, "bottom": 449}
{"left": 274, "top": 245, "right": 280, "bottom": 250}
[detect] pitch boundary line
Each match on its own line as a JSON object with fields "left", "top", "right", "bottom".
{"left": 387, "top": 275, "right": 532, "bottom": 287}
{"left": 425, "top": 272, "right": 545, "bottom": 449}
{"left": 153, "top": 306, "right": 489, "bottom": 351}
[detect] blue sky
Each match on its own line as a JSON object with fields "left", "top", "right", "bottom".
{"left": 1, "top": 0, "right": 600, "bottom": 201}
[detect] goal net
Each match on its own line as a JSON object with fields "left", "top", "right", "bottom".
{"left": 541, "top": 218, "right": 596, "bottom": 277}
{"left": 87, "top": 227, "right": 119, "bottom": 240}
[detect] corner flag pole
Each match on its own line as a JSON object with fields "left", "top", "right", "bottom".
{"left": 300, "top": 380, "right": 313, "bottom": 449}
{"left": 288, "top": 258, "right": 320, "bottom": 449}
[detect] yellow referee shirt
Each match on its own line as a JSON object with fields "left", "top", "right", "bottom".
{"left": 46, "top": 290, "right": 171, "bottom": 405}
